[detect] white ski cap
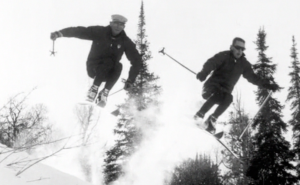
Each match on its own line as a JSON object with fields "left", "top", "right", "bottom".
{"left": 111, "top": 14, "right": 128, "bottom": 23}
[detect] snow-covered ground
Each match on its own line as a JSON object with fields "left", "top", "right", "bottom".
{"left": 0, "top": 144, "right": 92, "bottom": 185}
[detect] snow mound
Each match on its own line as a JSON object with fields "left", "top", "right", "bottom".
{"left": 0, "top": 144, "right": 92, "bottom": 185}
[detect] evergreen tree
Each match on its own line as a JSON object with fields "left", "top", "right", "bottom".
{"left": 286, "top": 36, "right": 300, "bottom": 179}
{"left": 103, "top": 2, "right": 161, "bottom": 184}
{"left": 222, "top": 95, "right": 253, "bottom": 185}
{"left": 168, "top": 154, "right": 222, "bottom": 185}
{"left": 247, "top": 28, "right": 297, "bottom": 184}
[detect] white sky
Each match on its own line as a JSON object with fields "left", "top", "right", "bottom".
{"left": 1, "top": 0, "right": 300, "bottom": 182}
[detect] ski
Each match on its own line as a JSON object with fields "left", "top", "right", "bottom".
{"left": 215, "top": 137, "right": 243, "bottom": 163}
{"left": 198, "top": 128, "right": 243, "bottom": 163}
{"left": 238, "top": 91, "right": 272, "bottom": 140}
{"left": 78, "top": 101, "right": 101, "bottom": 108}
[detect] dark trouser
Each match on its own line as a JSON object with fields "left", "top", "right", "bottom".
{"left": 104, "top": 62, "right": 122, "bottom": 90}
{"left": 198, "top": 85, "right": 233, "bottom": 119}
{"left": 87, "top": 59, "right": 123, "bottom": 91}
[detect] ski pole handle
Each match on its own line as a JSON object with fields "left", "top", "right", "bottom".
{"left": 158, "top": 48, "right": 166, "bottom": 55}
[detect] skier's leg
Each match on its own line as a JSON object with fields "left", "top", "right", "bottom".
{"left": 211, "top": 92, "right": 233, "bottom": 119}
{"left": 203, "top": 93, "right": 232, "bottom": 134}
{"left": 96, "top": 63, "right": 122, "bottom": 107}
{"left": 104, "top": 62, "right": 123, "bottom": 91}
{"left": 87, "top": 65, "right": 105, "bottom": 87}
{"left": 197, "top": 96, "right": 217, "bottom": 117}
{"left": 199, "top": 93, "right": 225, "bottom": 134}
{"left": 86, "top": 65, "right": 101, "bottom": 101}
{"left": 89, "top": 58, "right": 115, "bottom": 86}
{"left": 198, "top": 88, "right": 226, "bottom": 134}
{"left": 195, "top": 86, "right": 222, "bottom": 117}
{"left": 92, "top": 67, "right": 109, "bottom": 86}
{"left": 86, "top": 59, "right": 114, "bottom": 102}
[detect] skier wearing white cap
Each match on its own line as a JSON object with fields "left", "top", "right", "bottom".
{"left": 50, "top": 14, "right": 142, "bottom": 107}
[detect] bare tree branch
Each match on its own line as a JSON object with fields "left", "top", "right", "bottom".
{"left": 0, "top": 133, "right": 84, "bottom": 155}
{"left": 13, "top": 133, "right": 82, "bottom": 176}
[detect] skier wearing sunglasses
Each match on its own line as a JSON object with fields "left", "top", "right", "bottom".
{"left": 194, "top": 37, "right": 278, "bottom": 135}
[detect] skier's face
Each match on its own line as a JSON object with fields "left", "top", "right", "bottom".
{"left": 231, "top": 41, "right": 245, "bottom": 59}
{"left": 110, "top": 21, "right": 125, "bottom": 36}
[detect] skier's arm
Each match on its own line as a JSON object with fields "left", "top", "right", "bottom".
{"left": 243, "top": 62, "right": 265, "bottom": 86}
{"left": 124, "top": 38, "right": 142, "bottom": 83}
{"left": 243, "top": 63, "right": 279, "bottom": 92}
{"left": 197, "top": 52, "right": 224, "bottom": 81}
{"left": 58, "top": 26, "right": 103, "bottom": 40}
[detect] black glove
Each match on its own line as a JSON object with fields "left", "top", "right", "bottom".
{"left": 262, "top": 83, "right": 279, "bottom": 92}
{"left": 124, "top": 79, "right": 133, "bottom": 91}
{"left": 50, "top": 31, "right": 63, "bottom": 40}
{"left": 196, "top": 71, "right": 206, "bottom": 82}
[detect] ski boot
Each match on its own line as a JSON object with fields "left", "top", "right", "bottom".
{"left": 86, "top": 85, "right": 99, "bottom": 102}
{"left": 204, "top": 115, "right": 217, "bottom": 135}
{"left": 96, "top": 88, "right": 109, "bottom": 107}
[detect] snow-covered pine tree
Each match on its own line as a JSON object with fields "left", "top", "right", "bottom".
{"left": 246, "top": 28, "right": 297, "bottom": 184}
{"left": 103, "top": 2, "right": 161, "bottom": 184}
{"left": 286, "top": 36, "right": 300, "bottom": 179}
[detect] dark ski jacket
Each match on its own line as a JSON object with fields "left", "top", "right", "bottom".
{"left": 59, "top": 25, "right": 142, "bottom": 83}
{"left": 199, "top": 50, "right": 265, "bottom": 93}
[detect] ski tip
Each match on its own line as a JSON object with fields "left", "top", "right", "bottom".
{"left": 111, "top": 109, "right": 120, "bottom": 116}
{"left": 214, "top": 131, "right": 224, "bottom": 140}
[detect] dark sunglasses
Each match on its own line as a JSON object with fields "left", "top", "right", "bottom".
{"left": 233, "top": 45, "right": 246, "bottom": 51}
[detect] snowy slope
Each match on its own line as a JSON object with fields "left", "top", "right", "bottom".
{"left": 0, "top": 144, "right": 92, "bottom": 185}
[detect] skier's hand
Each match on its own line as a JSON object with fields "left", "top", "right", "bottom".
{"left": 124, "top": 79, "right": 133, "bottom": 91}
{"left": 263, "top": 83, "right": 279, "bottom": 92}
{"left": 50, "top": 31, "right": 63, "bottom": 41}
{"left": 196, "top": 72, "right": 206, "bottom": 82}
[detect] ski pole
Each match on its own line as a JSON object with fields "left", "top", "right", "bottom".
{"left": 108, "top": 79, "right": 131, "bottom": 96}
{"left": 50, "top": 40, "right": 56, "bottom": 56}
{"left": 109, "top": 88, "right": 123, "bottom": 96}
{"left": 238, "top": 91, "right": 272, "bottom": 140}
{"left": 110, "top": 79, "right": 140, "bottom": 116}
{"left": 159, "top": 48, "right": 197, "bottom": 75}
